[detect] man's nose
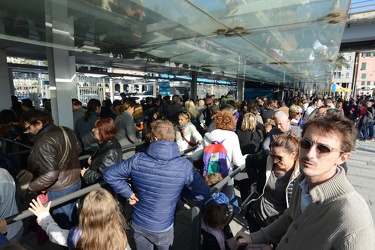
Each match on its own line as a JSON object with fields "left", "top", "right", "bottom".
{"left": 305, "top": 145, "right": 317, "bottom": 158}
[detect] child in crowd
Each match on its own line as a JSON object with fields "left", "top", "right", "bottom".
{"left": 29, "top": 189, "right": 128, "bottom": 250}
{"left": 201, "top": 204, "right": 233, "bottom": 250}
{"left": 205, "top": 173, "right": 230, "bottom": 204}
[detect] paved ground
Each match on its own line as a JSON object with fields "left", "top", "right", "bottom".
{"left": 18, "top": 140, "right": 375, "bottom": 249}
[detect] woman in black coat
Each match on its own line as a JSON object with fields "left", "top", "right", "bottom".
{"left": 81, "top": 118, "right": 122, "bottom": 185}
{"left": 235, "top": 113, "right": 264, "bottom": 200}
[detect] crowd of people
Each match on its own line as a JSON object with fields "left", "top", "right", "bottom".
{"left": 0, "top": 91, "right": 374, "bottom": 249}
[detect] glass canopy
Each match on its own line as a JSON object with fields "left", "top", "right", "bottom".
{"left": 0, "top": 0, "right": 351, "bottom": 90}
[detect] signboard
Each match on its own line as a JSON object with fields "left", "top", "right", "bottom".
{"left": 159, "top": 81, "right": 171, "bottom": 96}
{"left": 244, "top": 88, "right": 274, "bottom": 100}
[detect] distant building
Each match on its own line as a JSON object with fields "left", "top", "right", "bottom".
{"left": 355, "top": 51, "right": 375, "bottom": 96}
{"left": 332, "top": 52, "right": 355, "bottom": 98}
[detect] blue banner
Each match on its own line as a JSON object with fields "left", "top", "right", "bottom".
{"left": 159, "top": 81, "right": 171, "bottom": 96}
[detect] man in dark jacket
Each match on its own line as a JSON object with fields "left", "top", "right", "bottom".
{"left": 21, "top": 109, "right": 82, "bottom": 229}
{"left": 161, "top": 94, "right": 183, "bottom": 124}
{"left": 104, "top": 119, "right": 212, "bottom": 250}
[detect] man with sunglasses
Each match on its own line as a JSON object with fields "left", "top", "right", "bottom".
{"left": 199, "top": 97, "right": 214, "bottom": 130}
{"left": 20, "top": 109, "right": 82, "bottom": 230}
{"left": 236, "top": 113, "right": 374, "bottom": 249}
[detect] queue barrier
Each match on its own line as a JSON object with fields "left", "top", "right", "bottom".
{"left": 190, "top": 164, "right": 246, "bottom": 250}
{"left": 3, "top": 139, "right": 245, "bottom": 250}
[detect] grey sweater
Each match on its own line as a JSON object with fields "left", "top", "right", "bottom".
{"left": 251, "top": 167, "right": 375, "bottom": 249}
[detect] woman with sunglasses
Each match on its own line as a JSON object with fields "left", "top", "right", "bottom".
{"left": 243, "top": 132, "right": 300, "bottom": 233}
{"left": 175, "top": 111, "right": 202, "bottom": 155}
{"left": 289, "top": 104, "right": 305, "bottom": 127}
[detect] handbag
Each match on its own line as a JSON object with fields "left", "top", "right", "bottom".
{"left": 15, "top": 169, "right": 34, "bottom": 184}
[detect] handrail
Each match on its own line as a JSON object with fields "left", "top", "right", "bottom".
{"left": 78, "top": 141, "right": 145, "bottom": 161}
{"left": 5, "top": 141, "right": 199, "bottom": 225}
{"left": 6, "top": 142, "right": 241, "bottom": 250}
{"left": 190, "top": 163, "right": 246, "bottom": 250}
{"left": 0, "top": 137, "right": 33, "bottom": 149}
{"left": 6, "top": 181, "right": 107, "bottom": 224}
{"left": 180, "top": 145, "right": 198, "bottom": 156}
{"left": 210, "top": 164, "right": 245, "bottom": 194}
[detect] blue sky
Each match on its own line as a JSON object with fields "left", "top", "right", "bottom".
{"left": 350, "top": 0, "right": 375, "bottom": 13}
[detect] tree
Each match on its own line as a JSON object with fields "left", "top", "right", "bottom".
{"left": 334, "top": 54, "right": 348, "bottom": 71}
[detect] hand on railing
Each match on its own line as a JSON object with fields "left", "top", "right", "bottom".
{"left": 28, "top": 198, "right": 52, "bottom": 217}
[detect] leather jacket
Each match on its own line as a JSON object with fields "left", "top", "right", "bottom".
{"left": 82, "top": 139, "right": 122, "bottom": 185}
{"left": 28, "top": 123, "right": 82, "bottom": 192}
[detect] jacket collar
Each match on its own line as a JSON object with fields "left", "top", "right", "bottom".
{"left": 146, "top": 140, "right": 181, "bottom": 160}
{"left": 300, "top": 166, "right": 354, "bottom": 204}
{"left": 31, "top": 123, "right": 56, "bottom": 142}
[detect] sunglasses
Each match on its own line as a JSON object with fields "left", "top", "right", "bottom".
{"left": 299, "top": 138, "right": 343, "bottom": 155}
{"left": 206, "top": 103, "right": 213, "bottom": 106}
{"left": 23, "top": 124, "right": 32, "bottom": 133}
{"left": 270, "top": 153, "right": 289, "bottom": 162}
{"left": 295, "top": 112, "right": 302, "bottom": 115}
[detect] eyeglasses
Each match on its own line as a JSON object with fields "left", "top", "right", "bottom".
{"left": 24, "top": 124, "right": 32, "bottom": 132}
{"left": 270, "top": 153, "right": 289, "bottom": 162}
{"left": 299, "top": 138, "right": 343, "bottom": 155}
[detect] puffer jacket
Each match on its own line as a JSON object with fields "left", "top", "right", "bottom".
{"left": 83, "top": 139, "right": 122, "bottom": 185}
{"left": 103, "top": 140, "right": 212, "bottom": 232}
{"left": 28, "top": 123, "right": 82, "bottom": 192}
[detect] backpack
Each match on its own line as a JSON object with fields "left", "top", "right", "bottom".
{"left": 366, "top": 109, "right": 373, "bottom": 125}
{"left": 202, "top": 140, "right": 230, "bottom": 177}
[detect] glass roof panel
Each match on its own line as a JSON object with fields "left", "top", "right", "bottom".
{"left": 0, "top": 0, "right": 352, "bottom": 90}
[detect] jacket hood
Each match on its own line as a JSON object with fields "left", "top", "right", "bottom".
{"left": 146, "top": 140, "right": 181, "bottom": 160}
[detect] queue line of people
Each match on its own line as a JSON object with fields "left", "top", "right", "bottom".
{"left": 0, "top": 92, "right": 374, "bottom": 249}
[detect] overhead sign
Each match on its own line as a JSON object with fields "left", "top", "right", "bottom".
{"left": 159, "top": 81, "right": 171, "bottom": 96}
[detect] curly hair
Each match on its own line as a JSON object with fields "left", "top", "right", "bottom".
{"left": 76, "top": 189, "right": 127, "bottom": 250}
{"left": 214, "top": 110, "right": 236, "bottom": 131}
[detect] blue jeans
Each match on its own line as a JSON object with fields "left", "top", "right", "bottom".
{"left": 48, "top": 180, "right": 81, "bottom": 229}
{"left": 131, "top": 222, "right": 174, "bottom": 250}
{"left": 367, "top": 120, "right": 374, "bottom": 138}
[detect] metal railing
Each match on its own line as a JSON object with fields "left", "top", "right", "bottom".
{"left": 190, "top": 164, "right": 246, "bottom": 250}
{"left": 4, "top": 142, "right": 202, "bottom": 225}
{"left": 3, "top": 138, "right": 245, "bottom": 250}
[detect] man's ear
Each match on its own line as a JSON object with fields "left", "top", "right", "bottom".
{"left": 337, "top": 152, "right": 350, "bottom": 166}
{"left": 151, "top": 136, "right": 158, "bottom": 142}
